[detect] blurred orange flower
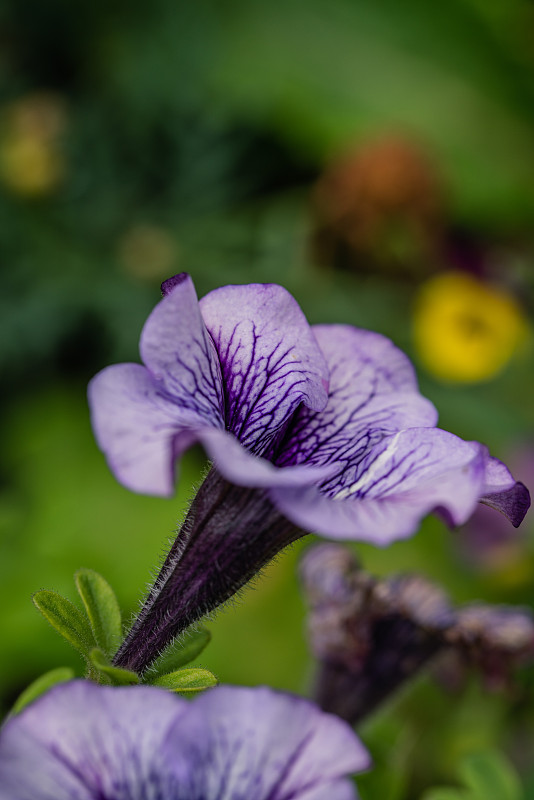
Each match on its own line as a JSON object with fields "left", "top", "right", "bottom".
{"left": 312, "top": 135, "right": 444, "bottom": 273}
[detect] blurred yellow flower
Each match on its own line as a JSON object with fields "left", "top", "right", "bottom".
{"left": 0, "top": 92, "right": 66, "bottom": 197}
{"left": 413, "top": 271, "right": 529, "bottom": 382}
{"left": 0, "top": 136, "right": 63, "bottom": 196}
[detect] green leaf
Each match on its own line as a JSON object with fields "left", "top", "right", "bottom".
{"left": 33, "top": 590, "right": 96, "bottom": 657}
{"left": 89, "top": 649, "right": 139, "bottom": 685}
{"left": 151, "top": 667, "right": 218, "bottom": 694}
{"left": 459, "top": 751, "right": 523, "bottom": 800}
{"left": 74, "top": 569, "right": 122, "bottom": 656}
{"left": 150, "top": 628, "right": 212, "bottom": 677}
{"left": 11, "top": 667, "right": 75, "bottom": 715}
{"left": 421, "top": 751, "right": 524, "bottom": 800}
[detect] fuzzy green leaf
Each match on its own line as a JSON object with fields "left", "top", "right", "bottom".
{"left": 90, "top": 649, "right": 139, "bottom": 685}
{"left": 11, "top": 668, "right": 75, "bottom": 715}
{"left": 459, "top": 751, "right": 523, "bottom": 800}
{"left": 150, "top": 628, "right": 212, "bottom": 678}
{"left": 33, "top": 590, "right": 95, "bottom": 657}
{"left": 75, "top": 569, "right": 122, "bottom": 656}
{"left": 151, "top": 667, "right": 218, "bottom": 694}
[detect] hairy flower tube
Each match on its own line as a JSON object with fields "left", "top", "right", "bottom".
{"left": 89, "top": 274, "right": 529, "bottom": 672}
{"left": 0, "top": 681, "right": 369, "bottom": 800}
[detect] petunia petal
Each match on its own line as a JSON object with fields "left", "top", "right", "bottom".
{"left": 271, "top": 429, "right": 490, "bottom": 544}
{"left": 140, "top": 272, "right": 224, "bottom": 426}
{"left": 199, "top": 283, "right": 329, "bottom": 456}
{"left": 198, "top": 427, "right": 338, "bottom": 489}
{"left": 276, "top": 325, "right": 437, "bottom": 490}
{"left": 482, "top": 455, "right": 518, "bottom": 493}
{"left": 0, "top": 681, "right": 184, "bottom": 800}
{"left": 296, "top": 783, "right": 360, "bottom": 800}
{"left": 163, "top": 685, "right": 369, "bottom": 800}
{"left": 88, "top": 363, "right": 215, "bottom": 496}
{"left": 0, "top": 683, "right": 368, "bottom": 800}
{"left": 479, "top": 456, "right": 530, "bottom": 527}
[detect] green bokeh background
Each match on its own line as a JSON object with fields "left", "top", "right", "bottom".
{"left": 1, "top": 0, "right": 534, "bottom": 796}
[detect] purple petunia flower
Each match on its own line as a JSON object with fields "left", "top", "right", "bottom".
{"left": 0, "top": 681, "right": 370, "bottom": 800}
{"left": 90, "top": 273, "right": 527, "bottom": 539}
{"left": 88, "top": 274, "right": 529, "bottom": 672}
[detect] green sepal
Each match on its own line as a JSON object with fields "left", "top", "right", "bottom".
{"left": 90, "top": 648, "right": 139, "bottom": 685}
{"left": 151, "top": 667, "right": 217, "bottom": 694}
{"left": 458, "top": 751, "right": 523, "bottom": 800}
{"left": 33, "top": 590, "right": 96, "bottom": 658}
{"left": 150, "top": 628, "right": 211, "bottom": 678}
{"left": 11, "top": 667, "right": 75, "bottom": 715}
{"left": 74, "top": 569, "right": 122, "bottom": 657}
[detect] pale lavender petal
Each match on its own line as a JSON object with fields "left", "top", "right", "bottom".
{"left": 198, "top": 428, "right": 338, "bottom": 488}
{"left": 140, "top": 272, "right": 224, "bottom": 426}
{"left": 0, "top": 681, "right": 185, "bottom": 800}
{"left": 276, "top": 326, "right": 437, "bottom": 488}
{"left": 163, "top": 685, "right": 369, "bottom": 799}
{"left": 199, "top": 284, "right": 329, "bottom": 456}
{"left": 482, "top": 456, "right": 517, "bottom": 493}
{"left": 479, "top": 456, "right": 530, "bottom": 527}
{"left": 316, "top": 324, "right": 430, "bottom": 393}
{"left": 271, "top": 429, "right": 489, "bottom": 544}
{"left": 0, "top": 683, "right": 367, "bottom": 800}
{"left": 88, "top": 363, "right": 215, "bottom": 496}
{"left": 297, "top": 784, "right": 360, "bottom": 800}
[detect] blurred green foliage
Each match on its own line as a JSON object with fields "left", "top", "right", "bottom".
{"left": 1, "top": 0, "right": 534, "bottom": 796}
{"left": 421, "top": 749, "right": 523, "bottom": 800}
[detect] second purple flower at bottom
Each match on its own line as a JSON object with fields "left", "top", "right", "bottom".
{"left": 0, "top": 680, "right": 370, "bottom": 800}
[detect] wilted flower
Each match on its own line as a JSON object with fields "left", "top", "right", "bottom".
{"left": 300, "top": 544, "right": 534, "bottom": 723}
{"left": 413, "top": 271, "right": 529, "bottom": 383}
{"left": 445, "top": 604, "right": 534, "bottom": 691}
{"left": 0, "top": 681, "right": 369, "bottom": 800}
{"left": 89, "top": 274, "right": 529, "bottom": 672}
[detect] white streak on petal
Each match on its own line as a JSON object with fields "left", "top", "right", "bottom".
{"left": 333, "top": 432, "right": 404, "bottom": 499}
